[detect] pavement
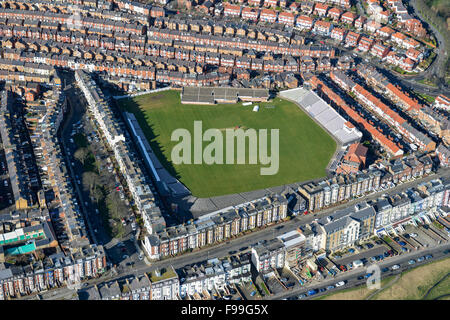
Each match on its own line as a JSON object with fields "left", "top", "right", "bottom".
{"left": 59, "top": 71, "right": 144, "bottom": 271}
{"left": 271, "top": 241, "right": 450, "bottom": 300}
{"left": 408, "top": 0, "right": 448, "bottom": 87}
{"left": 22, "top": 167, "right": 449, "bottom": 300}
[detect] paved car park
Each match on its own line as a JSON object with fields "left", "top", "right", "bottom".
{"left": 420, "top": 224, "right": 447, "bottom": 243}
{"left": 237, "top": 281, "right": 260, "bottom": 301}
{"left": 276, "top": 242, "right": 450, "bottom": 300}
{"left": 265, "top": 276, "right": 286, "bottom": 295}
{"left": 332, "top": 245, "right": 390, "bottom": 270}
{"left": 404, "top": 225, "right": 435, "bottom": 247}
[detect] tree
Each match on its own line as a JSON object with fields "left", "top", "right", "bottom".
{"left": 106, "top": 191, "right": 125, "bottom": 220}
{"left": 92, "top": 185, "right": 104, "bottom": 204}
{"left": 74, "top": 148, "right": 89, "bottom": 166}
{"left": 82, "top": 171, "right": 99, "bottom": 193}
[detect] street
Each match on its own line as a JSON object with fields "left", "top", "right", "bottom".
{"left": 24, "top": 166, "right": 449, "bottom": 300}
{"left": 272, "top": 241, "right": 450, "bottom": 300}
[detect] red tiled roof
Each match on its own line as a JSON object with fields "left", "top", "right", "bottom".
{"left": 311, "top": 76, "right": 403, "bottom": 156}
{"left": 341, "top": 11, "right": 357, "bottom": 19}
{"left": 315, "top": 20, "right": 332, "bottom": 28}
{"left": 314, "top": 3, "right": 329, "bottom": 10}
{"left": 297, "top": 15, "right": 313, "bottom": 23}
{"left": 279, "top": 11, "right": 294, "bottom": 18}
{"left": 386, "top": 83, "right": 421, "bottom": 111}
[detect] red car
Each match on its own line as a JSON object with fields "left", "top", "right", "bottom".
{"left": 339, "top": 265, "right": 347, "bottom": 272}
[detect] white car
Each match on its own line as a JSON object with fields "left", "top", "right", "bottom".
{"left": 409, "top": 233, "right": 418, "bottom": 238}
{"left": 335, "top": 281, "right": 346, "bottom": 287}
{"left": 391, "top": 264, "right": 400, "bottom": 270}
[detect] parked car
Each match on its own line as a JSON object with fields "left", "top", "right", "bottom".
{"left": 409, "top": 233, "right": 418, "bottom": 238}
{"left": 408, "top": 259, "right": 416, "bottom": 265}
{"left": 417, "top": 257, "right": 425, "bottom": 262}
{"left": 348, "top": 248, "right": 355, "bottom": 253}
{"left": 335, "top": 281, "right": 346, "bottom": 287}
{"left": 398, "top": 241, "right": 407, "bottom": 246}
{"left": 391, "top": 264, "right": 400, "bottom": 270}
{"left": 286, "top": 282, "right": 295, "bottom": 288}
{"left": 425, "top": 254, "right": 433, "bottom": 260}
{"left": 382, "top": 267, "right": 389, "bottom": 273}
{"left": 327, "top": 285, "right": 335, "bottom": 290}
{"left": 307, "top": 289, "right": 318, "bottom": 296}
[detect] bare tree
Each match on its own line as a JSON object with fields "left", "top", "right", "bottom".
{"left": 74, "top": 148, "right": 89, "bottom": 166}
{"left": 92, "top": 185, "right": 104, "bottom": 204}
{"left": 82, "top": 171, "right": 99, "bottom": 193}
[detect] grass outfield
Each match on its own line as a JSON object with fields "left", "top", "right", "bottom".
{"left": 315, "top": 257, "right": 450, "bottom": 300}
{"left": 118, "top": 90, "right": 336, "bottom": 198}
{"left": 372, "top": 257, "right": 450, "bottom": 300}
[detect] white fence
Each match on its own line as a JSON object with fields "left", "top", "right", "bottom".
{"left": 113, "top": 86, "right": 172, "bottom": 100}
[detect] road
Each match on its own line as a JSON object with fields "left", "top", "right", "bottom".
{"left": 23, "top": 166, "right": 449, "bottom": 300}
{"left": 336, "top": 45, "right": 450, "bottom": 97}
{"left": 314, "top": 27, "right": 449, "bottom": 97}
{"left": 60, "top": 73, "right": 98, "bottom": 245}
{"left": 272, "top": 241, "right": 450, "bottom": 300}
{"left": 59, "top": 71, "right": 144, "bottom": 270}
{"left": 408, "top": 0, "right": 448, "bottom": 89}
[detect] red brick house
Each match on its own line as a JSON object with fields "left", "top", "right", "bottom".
{"left": 341, "top": 11, "right": 357, "bottom": 25}
{"left": 259, "top": 9, "right": 277, "bottom": 23}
